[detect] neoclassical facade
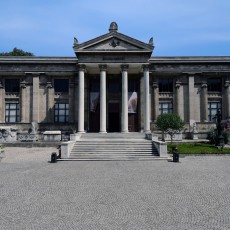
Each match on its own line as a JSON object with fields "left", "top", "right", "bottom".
{"left": 0, "top": 22, "right": 230, "bottom": 137}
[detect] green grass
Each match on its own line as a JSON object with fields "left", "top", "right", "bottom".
{"left": 168, "top": 143, "right": 230, "bottom": 154}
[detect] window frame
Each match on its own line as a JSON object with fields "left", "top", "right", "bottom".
{"left": 54, "top": 103, "right": 69, "bottom": 123}
{"left": 5, "top": 102, "right": 20, "bottom": 123}
{"left": 207, "top": 78, "right": 222, "bottom": 92}
{"left": 159, "top": 101, "right": 173, "bottom": 114}
{"left": 158, "top": 78, "right": 173, "bottom": 93}
{"left": 208, "top": 101, "right": 222, "bottom": 122}
{"left": 54, "top": 79, "right": 69, "bottom": 93}
{"left": 5, "top": 79, "right": 20, "bottom": 93}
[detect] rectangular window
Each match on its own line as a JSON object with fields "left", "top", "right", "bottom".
{"left": 159, "top": 102, "right": 173, "bottom": 114}
{"left": 5, "top": 79, "right": 20, "bottom": 92}
{"left": 5, "top": 102, "right": 20, "bottom": 122}
{"left": 208, "top": 101, "right": 221, "bottom": 121}
{"left": 54, "top": 79, "right": 69, "bottom": 93}
{"left": 54, "top": 103, "right": 69, "bottom": 123}
{"left": 159, "top": 79, "right": 173, "bottom": 92}
{"left": 207, "top": 78, "right": 222, "bottom": 92}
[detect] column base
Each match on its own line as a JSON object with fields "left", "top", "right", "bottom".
{"left": 144, "top": 130, "right": 151, "bottom": 134}
{"left": 78, "top": 131, "right": 85, "bottom": 134}
{"left": 99, "top": 131, "right": 107, "bottom": 134}
{"left": 121, "top": 130, "right": 129, "bottom": 134}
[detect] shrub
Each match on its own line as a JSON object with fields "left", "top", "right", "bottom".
{"left": 207, "top": 127, "right": 216, "bottom": 144}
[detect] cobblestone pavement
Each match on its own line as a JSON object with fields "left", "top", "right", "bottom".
{"left": 0, "top": 147, "right": 230, "bottom": 230}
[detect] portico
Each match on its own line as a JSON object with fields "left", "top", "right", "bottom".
{"left": 74, "top": 22, "right": 154, "bottom": 133}
{"left": 77, "top": 63, "right": 151, "bottom": 133}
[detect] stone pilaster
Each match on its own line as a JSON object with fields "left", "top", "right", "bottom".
{"left": 188, "top": 75, "right": 195, "bottom": 121}
{"left": 78, "top": 65, "right": 86, "bottom": 133}
{"left": 175, "top": 80, "right": 182, "bottom": 118}
{"left": 46, "top": 82, "right": 53, "bottom": 123}
{"left": 32, "top": 74, "right": 40, "bottom": 122}
{"left": 143, "top": 65, "right": 150, "bottom": 133}
{"left": 121, "top": 64, "right": 129, "bottom": 133}
{"left": 99, "top": 64, "right": 107, "bottom": 133}
{"left": 20, "top": 80, "right": 26, "bottom": 123}
{"left": 152, "top": 81, "right": 159, "bottom": 121}
{"left": 0, "top": 81, "right": 4, "bottom": 123}
{"left": 201, "top": 82, "right": 208, "bottom": 121}
{"left": 224, "top": 81, "right": 230, "bottom": 119}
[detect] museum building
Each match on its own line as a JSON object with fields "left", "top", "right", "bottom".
{"left": 0, "top": 22, "right": 230, "bottom": 137}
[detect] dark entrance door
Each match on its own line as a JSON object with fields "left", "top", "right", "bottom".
{"left": 89, "top": 79, "right": 100, "bottom": 132}
{"left": 108, "top": 102, "right": 120, "bottom": 132}
{"left": 128, "top": 113, "right": 138, "bottom": 132}
{"left": 108, "top": 78, "right": 121, "bottom": 132}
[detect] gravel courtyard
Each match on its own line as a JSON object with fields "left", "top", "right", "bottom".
{"left": 0, "top": 147, "right": 230, "bottom": 230}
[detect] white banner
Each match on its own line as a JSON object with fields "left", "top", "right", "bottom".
{"left": 128, "top": 92, "right": 137, "bottom": 113}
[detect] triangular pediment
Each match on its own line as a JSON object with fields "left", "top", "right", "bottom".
{"left": 74, "top": 32, "right": 154, "bottom": 53}
{"left": 84, "top": 37, "right": 143, "bottom": 51}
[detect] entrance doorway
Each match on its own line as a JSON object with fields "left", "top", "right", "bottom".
{"left": 89, "top": 78, "right": 100, "bottom": 132}
{"left": 88, "top": 76, "right": 140, "bottom": 132}
{"left": 108, "top": 102, "right": 120, "bottom": 132}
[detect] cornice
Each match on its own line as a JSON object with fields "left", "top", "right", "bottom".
{"left": 0, "top": 56, "right": 78, "bottom": 64}
{"left": 149, "top": 56, "right": 230, "bottom": 64}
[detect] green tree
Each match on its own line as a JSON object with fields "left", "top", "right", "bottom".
{"left": 156, "top": 113, "right": 184, "bottom": 143}
{"left": 0, "top": 47, "right": 34, "bottom": 56}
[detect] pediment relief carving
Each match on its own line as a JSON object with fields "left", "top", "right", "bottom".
{"left": 87, "top": 38, "right": 143, "bottom": 51}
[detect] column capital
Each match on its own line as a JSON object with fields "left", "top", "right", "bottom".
{"left": 99, "top": 64, "right": 107, "bottom": 71}
{"left": 20, "top": 80, "right": 26, "bottom": 88}
{"left": 46, "top": 82, "right": 52, "bottom": 88}
{"left": 78, "top": 64, "right": 86, "bottom": 72}
{"left": 142, "top": 64, "right": 149, "bottom": 72}
{"left": 152, "top": 81, "right": 158, "bottom": 89}
{"left": 224, "top": 81, "right": 230, "bottom": 88}
{"left": 121, "top": 64, "right": 129, "bottom": 71}
{"left": 0, "top": 81, "right": 3, "bottom": 89}
{"left": 25, "top": 72, "right": 45, "bottom": 77}
{"left": 201, "top": 81, "right": 207, "bottom": 88}
{"left": 175, "top": 81, "right": 181, "bottom": 89}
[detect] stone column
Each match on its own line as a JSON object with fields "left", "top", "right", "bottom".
{"left": 32, "top": 74, "right": 40, "bottom": 122}
{"left": 0, "top": 81, "right": 4, "bottom": 123}
{"left": 99, "top": 64, "right": 107, "bottom": 133}
{"left": 225, "top": 81, "right": 230, "bottom": 119}
{"left": 201, "top": 81, "right": 208, "bottom": 121}
{"left": 152, "top": 81, "right": 159, "bottom": 121}
{"left": 78, "top": 65, "right": 85, "bottom": 133}
{"left": 175, "top": 81, "right": 182, "bottom": 117}
{"left": 46, "top": 82, "right": 53, "bottom": 123}
{"left": 20, "top": 80, "right": 26, "bottom": 123}
{"left": 188, "top": 75, "right": 195, "bottom": 121}
{"left": 143, "top": 65, "right": 150, "bottom": 133}
{"left": 121, "top": 65, "right": 129, "bottom": 133}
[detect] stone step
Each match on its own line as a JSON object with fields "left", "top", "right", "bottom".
{"left": 69, "top": 132, "right": 158, "bottom": 161}
{"left": 62, "top": 157, "right": 164, "bottom": 161}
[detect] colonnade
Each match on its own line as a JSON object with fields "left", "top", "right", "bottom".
{"left": 77, "top": 64, "right": 150, "bottom": 133}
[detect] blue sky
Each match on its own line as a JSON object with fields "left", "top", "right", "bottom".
{"left": 0, "top": 0, "right": 230, "bottom": 56}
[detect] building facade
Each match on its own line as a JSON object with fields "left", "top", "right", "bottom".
{"left": 0, "top": 22, "right": 230, "bottom": 137}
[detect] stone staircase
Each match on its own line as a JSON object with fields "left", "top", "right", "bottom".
{"left": 69, "top": 132, "right": 159, "bottom": 161}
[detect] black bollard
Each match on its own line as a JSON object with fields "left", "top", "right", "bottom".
{"left": 173, "top": 148, "right": 179, "bottom": 162}
{"left": 51, "top": 152, "right": 57, "bottom": 163}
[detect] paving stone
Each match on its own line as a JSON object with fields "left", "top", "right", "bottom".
{"left": 0, "top": 147, "right": 230, "bottom": 229}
